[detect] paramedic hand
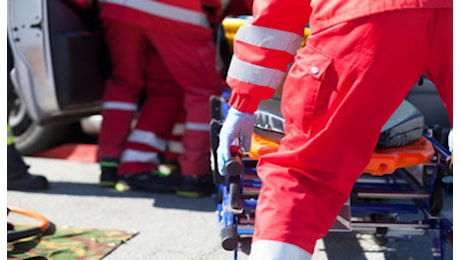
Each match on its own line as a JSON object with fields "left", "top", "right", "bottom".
{"left": 217, "top": 107, "right": 255, "bottom": 176}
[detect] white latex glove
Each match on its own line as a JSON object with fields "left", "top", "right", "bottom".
{"left": 217, "top": 107, "right": 255, "bottom": 176}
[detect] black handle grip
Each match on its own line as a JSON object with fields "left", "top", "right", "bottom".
{"left": 225, "top": 159, "right": 242, "bottom": 176}
{"left": 221, "top": 226, "right": 238, "bottom": 250}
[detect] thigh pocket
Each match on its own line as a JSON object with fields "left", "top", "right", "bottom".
{"left": 281, "top": 44, "right": 332, "bottom": 137}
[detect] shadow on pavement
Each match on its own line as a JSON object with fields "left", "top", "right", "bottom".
{"left": 12, "top": 180, "right": 217, "bottom": 213}
{"left": 321, "top": 232, "right": 373, "bottom": 260}
{"left": 320, "top": 230, "right": 453, "bottom": 260}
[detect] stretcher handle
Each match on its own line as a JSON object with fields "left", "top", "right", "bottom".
{"left": 225, "top": 160, "right": 242, "bottom": 176}
{"left": 225, "top": 145, "right": 242, "bottom": 176}
{"left": 221, "top": 226, "right": 238, "bottom": 250}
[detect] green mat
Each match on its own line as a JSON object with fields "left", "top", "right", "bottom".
{"left": 7, "top": 225, "right": 137, "bottom": 260}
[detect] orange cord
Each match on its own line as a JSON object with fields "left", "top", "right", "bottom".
{"left": 7, "top": 205, "right": 50, "bottom": 231}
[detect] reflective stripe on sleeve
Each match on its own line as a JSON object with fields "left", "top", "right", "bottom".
{"left": 128, "top": 129, "right": 167, "bottom": 152}
{"left": 185, "top": 122, "right": 210, "bottom": 131}
{"left": 103, "top": 0, "right": 210, "bottom": 28}
{"left": 120, "top": 149, "right": 161, "bottom": 164}
{"left": 102, "top": 101, "right": 137, "bottom": 111}
{"left": 235, "top": 24, "right": 303, "bottom": 56}
{"left": 228, "top": 56, "right": 286, "bottom": 90}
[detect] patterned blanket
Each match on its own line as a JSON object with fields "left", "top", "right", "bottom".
{"left": 8, "top": 225, "right": 137, "bottom": 260}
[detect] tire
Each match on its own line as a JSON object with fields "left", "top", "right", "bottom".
{"left": 7, "top": 86, "right": 71, "bottom": 156}
{"left": 8, "top": 41, "right": 71, "bottom": 156}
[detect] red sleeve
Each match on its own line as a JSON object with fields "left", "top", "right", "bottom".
{"left": 227, "top": 0, "right": 312, "bottom": 113}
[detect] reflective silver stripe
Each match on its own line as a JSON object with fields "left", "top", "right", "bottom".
{"left": 102, "top": 101, "right": 137, "bottom": 111}
{"left": 185, "top": 122, "right": 210, "bottom": 131}
{"left": 168, "top": 141, "right": 184, "bottom": 154}
{"left": 120, "top": 149, "right": 161, "bottom": 164}
{"left": 128, "top": 129, "right": 167, "bottom": 151}
{"left": 171, "top": 123, "right": 185, "bottom": 135}
{"left": 103, "top": 0, "right": 209, "bottom": 28}
{"left": 235, "top": 24, "right": 303, "bottom": 55}
{"left": 228, "top": 56, "right": 286, "bottom": 89}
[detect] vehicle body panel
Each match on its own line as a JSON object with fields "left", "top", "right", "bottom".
{"left": 8, "top": 0, "right": 107, "bottom": 126}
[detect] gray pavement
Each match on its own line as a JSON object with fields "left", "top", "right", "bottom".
{"left": 7, "top": 157, "right": 453, "bottom": 260}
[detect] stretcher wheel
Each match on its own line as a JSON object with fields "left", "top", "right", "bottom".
{"left": 370, "top": 212, "right": 397, "bottom": 246}
{"left": 373, "top": 227, "right": 390, "bottom": 246}
{"left": 221, "top": 226, "right": 238, "bottom": 250}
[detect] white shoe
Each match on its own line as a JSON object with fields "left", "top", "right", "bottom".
{"left": 249, "top": 240, "right": 312, "bottom": 260}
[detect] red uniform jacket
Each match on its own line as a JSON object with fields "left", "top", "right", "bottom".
{"left": 226, "top": 0, "right": 453, "bottom": 113}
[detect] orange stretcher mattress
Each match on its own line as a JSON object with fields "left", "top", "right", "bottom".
{"left": 248, "top": 134, "right": 435, "bottom": 176}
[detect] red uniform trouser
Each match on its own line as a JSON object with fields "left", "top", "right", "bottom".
{"left": 98, "top": 19, "right": 220, "bottom": 175}
{"left": 165, "top": 111, "right": 186, "bottom": 162}
{"left": 254, "top": 8, "right": 452, "bottom": 254}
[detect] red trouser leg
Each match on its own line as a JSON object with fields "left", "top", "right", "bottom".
{"left": 165, "top": 111, "right": 186, "bottom": 162}
{"left": 118, "top": 42, "right": 184, "bottom": 174}
{"left": 97, "top": 19, "right": 148, "bottom": 160}
{"left": 146, "top": 31, "right": 221, "bottom": 176}
{"left": 253, "top": 8, "right": 453, "bottom": 254}
{"left": 425, "top": 9, "right": 453, "bottom": 126}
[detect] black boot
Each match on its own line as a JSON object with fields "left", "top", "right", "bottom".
{"left": 7, "top": 166, "right": 49, "bottom": 190}
{"left": 176, "top": 174, "right": 215, "bottom": 198}
{"left": 99, "top": 158, "right": 119, "bottom": 188}
{"left": 115, "top": 170, "right": 181, "bottom": 193}
{"left": 7, "top": 144, "right": 49, "bottom": 191}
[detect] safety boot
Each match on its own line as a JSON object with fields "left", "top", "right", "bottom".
{"left": 99, "top": 158, "right": 119, "bottom": 188}
{"left": 176, "top": 174, "right": 215, "bottom": 198}
{"left": 7, "top": 166, "right": 49, "bottom": 191}
{"left": 115, "top": 170, "right": 181, "bottom": 193}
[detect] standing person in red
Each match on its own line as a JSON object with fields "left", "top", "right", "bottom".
{"left": 97, "top": 0, "right": 221, "bottom": 197}
{"left": 222, "top": 0, "right": 253, "bottom": 17}
{"left": 217, "top": 0, "right": 452, "bottom": 258}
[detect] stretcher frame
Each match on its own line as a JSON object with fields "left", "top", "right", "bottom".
{"left": 210, "top": 95, "right": 453, "bottom": 260}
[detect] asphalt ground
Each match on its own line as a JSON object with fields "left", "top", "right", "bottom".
{"left": 7, "top": 156, "right": 454, "bottom": 260}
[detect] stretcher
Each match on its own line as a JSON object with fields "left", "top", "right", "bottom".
{"left": 210, "top": 94, "right": 453, "bottom": 260}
